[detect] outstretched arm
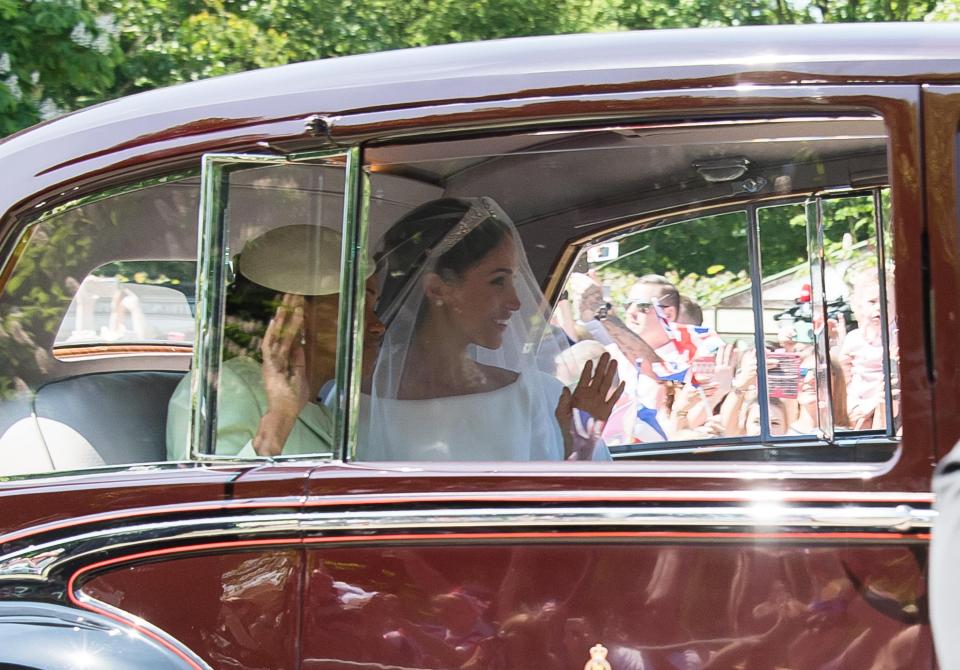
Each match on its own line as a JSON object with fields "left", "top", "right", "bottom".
{"left": 598, "top": 313, "right": 660, "bottom": 378}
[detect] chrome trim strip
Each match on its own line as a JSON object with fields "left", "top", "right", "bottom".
{"left": 745, "top": 203, "right": 773, "bottom": 440}
{"left": 807, "top": 195, "right": 836, "bottom": 440}
{"left": 0, "top": 488, "right": 934, "bottom": 547}
{"left": 335, "top": 146, "right": 366, "bottom": 460}
{"left": 191, "top": 154, "right": 232, "bottom": 456}
{"left": 873, "top": 186, "right": 897, "bottom": 438}
{"left": 1, "top": 513, "right": 301, "bottom": 581}
{"left": 0, "top": 504, "right": 935, "bottom": 580}
{"left": 302, "top": 488, "right": 934, "bottom": 504}
{"left": 0, "top": 220, "right": 39, "bottom": 297}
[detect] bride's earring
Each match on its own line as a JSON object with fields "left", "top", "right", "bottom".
{"left": 435, "top": 299, "right": 444, "bottom": 307}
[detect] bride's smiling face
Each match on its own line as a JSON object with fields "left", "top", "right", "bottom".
{"left": 433, "top": 235, "right": 522, "bottom": 349}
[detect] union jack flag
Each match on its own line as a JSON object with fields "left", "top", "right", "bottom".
{"left": 631, "top": 369, "right": 670, "bottom": 442}
{"left": 648, "top": 299, "right": 724, "bottom": 384}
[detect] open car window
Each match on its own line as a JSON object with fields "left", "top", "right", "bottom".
{"left": 354, "top": 114, "right": 900, "bottom": 464}
{"left": 562, "top": 188, "right": 897, "bottom": 458}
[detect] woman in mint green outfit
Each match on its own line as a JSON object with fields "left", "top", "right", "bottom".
{"left": 166, "top": 225, "right": 383, "bottom": 460}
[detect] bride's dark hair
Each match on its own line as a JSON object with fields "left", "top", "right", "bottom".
{"left": 378, "top": 198, "right": 512, "bottom": 320}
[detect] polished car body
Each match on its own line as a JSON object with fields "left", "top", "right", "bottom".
{"left": 1, "top": 22, "right": 958, "bottom": 669}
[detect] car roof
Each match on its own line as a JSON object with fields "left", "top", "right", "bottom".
{"left": 2, "top": 22, "right": 959, "bottom": 219}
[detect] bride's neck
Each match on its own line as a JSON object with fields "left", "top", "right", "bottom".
{"left": 401, "top": 312, "right": 477, "bottom": 394}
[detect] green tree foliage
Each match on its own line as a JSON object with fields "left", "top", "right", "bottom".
{"left": 602, "top": 0, "right": 793, "bottom": 29}
{"left": 606, "top": 0, "right": 937, "bottom": 27}
{"left": 403, "top": 0, "right": 613, "bottom": 46}
{"left": 0, "top": 0, "right": 119, "bottom": 136}
{"left": 929, "top": 0, "right": 960, "bottom": 19}
{"left": 86, "top": 0, "right": 290, "bottom": 96}
{"left": 1, "top": 0, "right": 616, "bottom": 129}
{"left": 609, "top": 196, "right": 880, "bottom": 278}
{"left": 803, "top": 0, "right": 938, "bottom": 21}
{"left": 612, "top": 211, "right": 750, "bottom": 278}
{"left": 602, "top": 194, "right": 882, "bottom": 307}
{"left": 247, "top": 0, "right": 425, "bottom": 59}
{"left": 93, "top": 0, "right": 585, "bottom": 100}
{"left": 0, "top": 206, "right": 121, "bottom": 395}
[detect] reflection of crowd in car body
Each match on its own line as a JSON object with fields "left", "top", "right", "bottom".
{"left": 296, "top": 543, "right": 926, "bottom": 670}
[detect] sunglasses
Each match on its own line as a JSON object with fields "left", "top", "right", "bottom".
{"left": 623, "top": 300, "right": 654, "bottom": 313}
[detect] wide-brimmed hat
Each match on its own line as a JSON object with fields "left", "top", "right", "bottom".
{"left": 238, "top": 225, "right": 373, "bottom": 296}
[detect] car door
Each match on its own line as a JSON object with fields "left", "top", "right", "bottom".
{"left": 924, "top": 84, "right": 960, "bottom": 668}
{"left": 292, "top": 84, "right": 935, "bottom": 668}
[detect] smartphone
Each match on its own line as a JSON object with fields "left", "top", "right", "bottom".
{"left": 691, "top": 355, "right": 716, "bottom": 386}
{"left": 767, "top": 352, "right": 802, "bottom": 399}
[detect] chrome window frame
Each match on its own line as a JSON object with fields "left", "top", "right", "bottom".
{"left": 190, "top": 149, "right": 364, "bottom": 461}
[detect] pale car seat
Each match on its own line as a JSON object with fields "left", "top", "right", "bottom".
{"left": 0, "top": 395, "right": 54, "bottom": 476}
{"left": 27, "top": 370, "right": 185, "bottom": 471}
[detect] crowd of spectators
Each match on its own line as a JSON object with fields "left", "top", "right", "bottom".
{"left": 551, "top": 267, "right": 899, "bottom": 447}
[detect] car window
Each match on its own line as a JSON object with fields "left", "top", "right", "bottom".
{"left": 0, "top": 175, "right": 199, "bottom": 476}
{"left": 178, "top": 157, "right": 352, "bottom": 462}
{"left": 354, "top": 115, "right": 899, "bottom": 463}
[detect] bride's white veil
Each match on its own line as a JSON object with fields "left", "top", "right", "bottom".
{"left": 364, "top": 197, "right": 578, "bottom": 461}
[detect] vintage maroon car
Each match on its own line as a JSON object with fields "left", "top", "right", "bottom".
{"left": 0, "top": 21, "right": 956, "bottom": 669}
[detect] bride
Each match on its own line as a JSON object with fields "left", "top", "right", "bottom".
{"left": 364, "top": 197, "right": 623, "bottom": 462}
